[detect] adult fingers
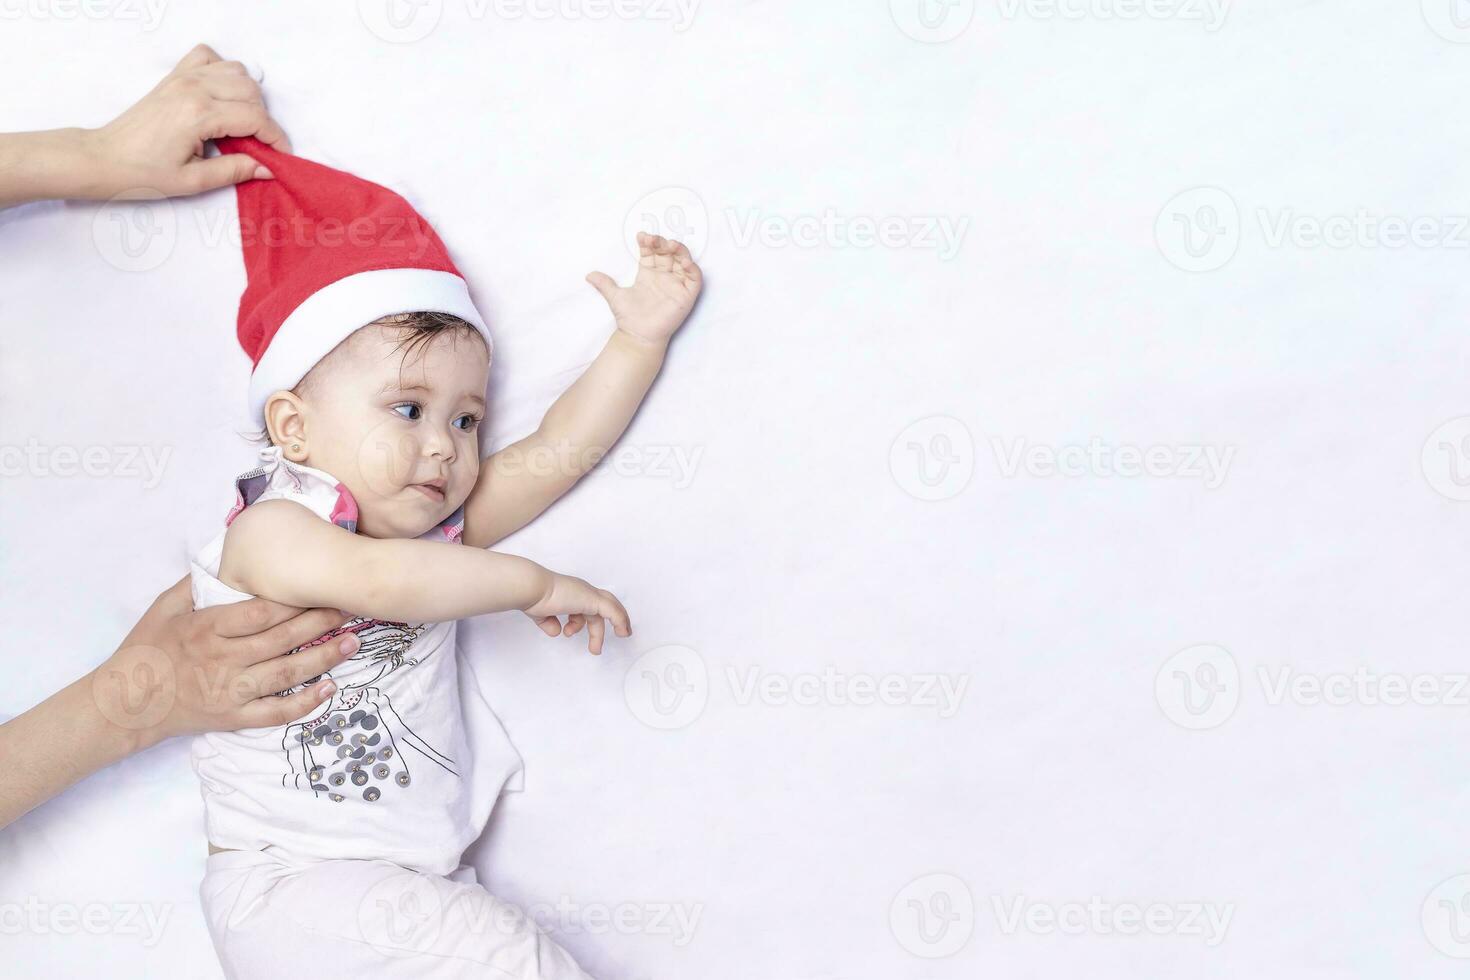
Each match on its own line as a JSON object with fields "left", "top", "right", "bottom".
{"left": 171, "top": 43, "right": 222, "bottom": 75}
{"left": 238, "top": 631, "right": 358, "bottom": 700}
{"left": 201, "top": 101, "right": 290, "bottom": 153}
{"left": 180, "top": 153, "right": 272, "bottom": 193}
{"left": 238, "top": 677, "right": 338, "bottom": 729}
{"left": 231, "top": 608, "right": 354, "bottom": 665}
{"left": 195, "top": 69, "right": 265, "bottom": 106}
{"left": 209, "top": 596, "right": 311, "bottom": 638}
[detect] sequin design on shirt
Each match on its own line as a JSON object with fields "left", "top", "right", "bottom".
{"left": 281, "top": 617, "right": 458, "bottom": 802}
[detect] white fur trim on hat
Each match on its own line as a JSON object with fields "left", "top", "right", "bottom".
{"left": 248, "top": 268, "right": 491, "bottom": 422}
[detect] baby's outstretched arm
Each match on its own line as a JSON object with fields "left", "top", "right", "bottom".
{"left": 221, "top": 499, "right": 631, "bottom": 652}
{"left": 462, "top": 232, "right": 702, "bottom": 549}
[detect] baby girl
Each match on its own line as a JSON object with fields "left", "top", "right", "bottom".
{"left": 189, "top": 136, "right": 700, "bottom": 978}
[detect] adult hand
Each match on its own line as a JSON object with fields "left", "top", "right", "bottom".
{"left": 96, "top": 577, "right": 357, "bottom": 744}
{"left": 88, "top": 43, "right": 292, "bottom": 198}
{"left": 0, "top": 43, "right": 292, "bottom": 209}
{"left": 0, "top": 578, "right": 356, "bottom": 830}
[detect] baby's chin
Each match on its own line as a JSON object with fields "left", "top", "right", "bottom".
{"left": 356, "top": 498, "right": 464, "bottom": 540}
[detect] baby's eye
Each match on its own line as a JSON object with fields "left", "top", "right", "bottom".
{"left": 392, "top": 403, "right": 422, "bottom": 421}
{"left": 453, "top": 414, "right": 480, "bottom": 432}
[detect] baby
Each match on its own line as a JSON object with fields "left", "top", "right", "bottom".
{"left": 189, "top": 137, "right": 700, "bottom": 978}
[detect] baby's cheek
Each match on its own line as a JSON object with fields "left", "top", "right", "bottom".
{"left": 352, "top": 422, "right": 421, "bottom": 494}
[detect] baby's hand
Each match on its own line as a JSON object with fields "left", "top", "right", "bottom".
{"left": 586, "top": 232, "right": 703, "bottom": 347}
{"left": 524, "top": 572, "right": 632, "bottom": 655}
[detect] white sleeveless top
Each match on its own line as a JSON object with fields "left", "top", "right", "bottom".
{"left": 189, "top": 446, "right": 523, "bottom": 874}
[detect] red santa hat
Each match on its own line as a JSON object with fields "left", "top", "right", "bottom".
{"left": 216, "top": 136, "right": 490, "bottom": 422}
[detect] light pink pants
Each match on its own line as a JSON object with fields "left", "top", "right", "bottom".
{"left": 200, "top": 848, "right": 595, "bottom": 979}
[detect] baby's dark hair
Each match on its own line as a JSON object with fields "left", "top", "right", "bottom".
{"left": 377, "top": 310, "right": 484, "bottom": 360}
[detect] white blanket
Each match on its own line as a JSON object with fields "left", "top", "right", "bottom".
{"left": 2, "top": 2, "right": 1468, "bottom": 977}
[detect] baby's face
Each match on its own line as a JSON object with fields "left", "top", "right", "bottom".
{"left": 284, "top": 322, "right": 489, "bottom": 539}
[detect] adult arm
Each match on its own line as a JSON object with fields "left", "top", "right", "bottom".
{"left": 0, "top": 578, "right": 356, "bottom": 830}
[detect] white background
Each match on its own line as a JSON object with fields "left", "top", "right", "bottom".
{"left": 3, "top": 1, "right": 1470, "bottom": 977}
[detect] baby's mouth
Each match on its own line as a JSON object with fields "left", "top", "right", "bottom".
{"left": 410, "top": 480, "right": 446, "bottom": 502}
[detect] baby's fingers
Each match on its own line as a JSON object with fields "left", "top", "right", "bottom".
{"left": 530, "top": 614, "right": 562, "bottom": 638}
{"left": 587, "top": 615, "right": 606, "bottom": 655}
{"left": 562, "top": 614, "right": 586, "bottom": 637}
{"left": 598, "top": 590, "right": 632, "bottom": 637}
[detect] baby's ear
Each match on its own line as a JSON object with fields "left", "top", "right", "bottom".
{"left": 263, "top": 391, "right": 310, "bottom": 462}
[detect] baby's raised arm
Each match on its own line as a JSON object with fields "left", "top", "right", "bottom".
{"left": 461, "top": 232, "right": 702, "bottom": 548}
{"left": 221, "top": 499, "right": 630, "bottom": 652}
